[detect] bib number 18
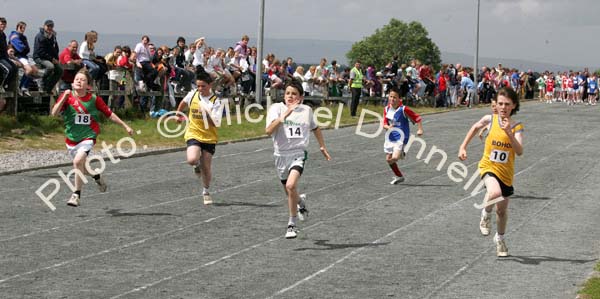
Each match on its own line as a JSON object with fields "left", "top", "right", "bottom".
{"left": 75, "top": 114, "right": 91, "bottom": 125}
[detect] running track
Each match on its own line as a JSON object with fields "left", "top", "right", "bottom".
{"left": 0, "top": 102, "right": 598, "bottom": 298}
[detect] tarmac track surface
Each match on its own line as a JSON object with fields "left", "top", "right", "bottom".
{"left": 0, "top": 102, "right": 599, "bottom": 299}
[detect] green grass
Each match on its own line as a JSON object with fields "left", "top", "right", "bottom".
{"left": 578, "top": 262, "right": 600, "bottom": 299}
{"left": 0, "top": 102, "right": 468, "bottom": 153}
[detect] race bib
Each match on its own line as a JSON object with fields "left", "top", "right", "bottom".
{"left": 285, "top": 125, "right": 303, "bottom": 139}
{"left": 489, "top": 149, "right": 509, "bottom": 163}
{"left": 75, "top": 114, "right": 91, "bottom": 125}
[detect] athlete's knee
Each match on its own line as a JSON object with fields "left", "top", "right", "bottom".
{"left": 73, "top": 156, "right": 86, "bottom": 168}
{"left": 285, "top": 181, "right": 297, "bottom": 194}
{"left": 186, "top": 156, "right": 198, "bottom": 166}
{"left": 496, "top": 205, "right": 508, "bottom": 218}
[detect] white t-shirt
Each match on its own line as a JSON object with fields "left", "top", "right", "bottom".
{"left": 266, "top": 103, "right": 317, "bottom": 154}
{"left": 205, "top": 55, "right": 223, "bottom": 73}
{"left": 134, "top": 42, "right": 151, "bottom": 63}
{"left": 78, "top": 41, "right": 94, "bottom": 60}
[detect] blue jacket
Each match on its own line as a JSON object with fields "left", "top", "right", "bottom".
{"left": 9, "top": 30, "right": 30, "bottom": 58}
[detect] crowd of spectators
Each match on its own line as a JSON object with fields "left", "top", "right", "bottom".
{"left": 0, "top": 17, "right": 598, "bottom": 115}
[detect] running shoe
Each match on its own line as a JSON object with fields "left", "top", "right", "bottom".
{"left": 66, "top": 193, "right": 80, "bottom": 207}
{"left": 95, "top": 176, "right": 107, "bottom": 192}
{"left": 390, "top": 176, "right": 405, "bottom": 185}
{"left": 479, "top": 214, "right": 491, "bottom": 236}
{"left": 297, "top": 194, "right": 308, "bottom": 221}
{"left": 495, "top": 235, "right": 509, "bottom": 257}
{"left": 203, "top": 193, "right": 212, "bottom": 205}
{"left": 285, "top": 225, "right": 298, "bottom": 239}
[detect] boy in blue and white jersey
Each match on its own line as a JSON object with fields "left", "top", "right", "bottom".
{"left": 382, "top": 84, "right": 424, "bottom": 185}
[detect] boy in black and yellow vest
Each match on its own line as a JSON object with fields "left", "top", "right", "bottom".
{"left": 176, "top": 71, "right": 222, "bottom": 205}
{"left": 458, "top": 87, "right": 524, "bottom": 257}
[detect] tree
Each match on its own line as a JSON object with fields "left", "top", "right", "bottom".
{"left": 346, "top": 19, "right": 441, "bottom": 71}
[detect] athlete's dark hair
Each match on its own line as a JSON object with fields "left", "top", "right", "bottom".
{"left": 496, "top": 87, "right": 520, "bottom": 116}
{"left": 195, "top": 69, "right": 213, "bottom": 84}
{"left": 285, "top": 78, "right": 304, "bottom": 96}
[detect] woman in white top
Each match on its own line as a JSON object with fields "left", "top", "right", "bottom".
{"left": 293, "top": 66, "right": 309, "bottom": 96}
{"left": 78, "top": 31, "right": 101, "bottom": 80}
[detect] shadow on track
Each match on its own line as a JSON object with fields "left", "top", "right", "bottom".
{"left": 498, "top": 255, "right": 596, "bottom": 265}
{"left": 294, "top": 239, "right": 390, "bottom": 251}
{"left": 106, "top": 209, "right": 175, "bottom": 217}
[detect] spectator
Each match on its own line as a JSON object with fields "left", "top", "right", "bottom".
{"left": 184, "top": 42, "right": 196, "bottom": 67}
{"left": 192, "top": 37, "right": 207, "bottom": 73}
{"left": 58, "top": 40, "right": 83, "bottom": 92}
{"left": 172, "top": 37, "right": 194, "bottom": 92}
{"left": 78, "top": 31, "right": 102, "bottom": 81}
{"left": 293, "top": 65, "right": 310, "bottom": 96}
{"left": 233, "top": 34, "right": 249, "bottom": 66}
{"left": 9, "top": 21, "right": 38, "bottom": 95}
{"left": 134, "top": 35, "right": 160, "bottom": 91}
{"left": 348, "top": 60, "right": 364, "bottom": 117}
{"left": 104, "top": 45, "right": 122, "bottom": 70}
{"left": 0, "top": 17, "right": 17, "bottom": 94}
{"left": 33, "top": 19, "right": 62, "bottom": 93}
{"left": 303, "top": 65, "right": 316, "bottom": 96}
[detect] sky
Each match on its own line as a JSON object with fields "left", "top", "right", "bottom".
{"left": 2, "top": 0, "right": 599, "bottom": 69}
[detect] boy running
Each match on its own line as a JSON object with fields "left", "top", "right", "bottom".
{"left": 382, "top": 85, "right": 424, "bottom": 184}
{"left": 51, "top": 69, "right": 133, "bottom": 207}
{"left": 265, "top": 80, "right": 331, "bottom": 239}
{"left": 176, "top": 71, "right": 222, "bottom": 205}
{"left": 458, "top": 87, "right": 524, "bottom": 257}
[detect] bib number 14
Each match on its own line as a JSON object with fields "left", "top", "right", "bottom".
{"left": 285, "top": 126, "right": 303, "bottom": 139}
{"left": 489, "top": 149, "right": 509, "bottom": 163}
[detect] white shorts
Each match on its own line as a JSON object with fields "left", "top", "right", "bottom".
{"left": 274, "top": 151, "right": 306, "bottom": 180}
{"left": 384, "top": 140, "right": 405, "bottom": 155}
{"left": 567, "top": 88, "right": 575, "bottom": 94}
{"left": 66, "top": 139, "right": 94, "bottom": 158}
{"left": 545, "top": 90, "right": 553, "bottom": 96}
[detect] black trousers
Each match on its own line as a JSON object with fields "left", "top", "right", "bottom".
{"left": 351, "top": 87, "right": 361, "bottom": 116}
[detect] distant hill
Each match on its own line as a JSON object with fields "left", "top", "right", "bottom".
{"left": 49, "top": 32, "right": 590, "bottom": 72}
{"left": 442, "top": 52, "right": 590, "bottom": 73}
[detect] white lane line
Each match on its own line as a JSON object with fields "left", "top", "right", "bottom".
{"left": 109, "top": 160, "right": 478, "bottom": 298}
{"left": 0, "top": 166, "right": 394, "bottom": 285}
{"left": 268, "top": 133, "right": 578, "bottom": 298}
{"left": 0, "top": 214, "right": 229, "bottom": 284}
{"left": 0, "top": 140, "right": 380, "bottom": 243}
{"left": 0, "top": 179, "right": 265, "bottom": 243}
{"left": 422, "top": 133, "right": 597, "bottom": 299}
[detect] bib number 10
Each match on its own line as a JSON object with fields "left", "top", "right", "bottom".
{"left": 489, "top": 149, "right": 509, "bottom": 163}
{"left": 75, "top": 114, "right": 91, "bottom": 125}
{"left": 285, "top": 126, "right": 303, "bottom": 139}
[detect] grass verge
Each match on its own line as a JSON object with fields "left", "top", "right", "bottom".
{"left": 0, "top": 102, "right": 465, "bottom": 153}
{"left": 578, "top": 262, "right": 600, "bottom": 299}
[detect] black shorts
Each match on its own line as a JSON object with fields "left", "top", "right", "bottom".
{"left": 481, "top": 172, "right": 514, "bottom": 197}
{"left": 186, "top": 139, "right": 216, "bottom": 155}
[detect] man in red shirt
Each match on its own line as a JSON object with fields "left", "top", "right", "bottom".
{"left": 58, "top": 40, "right": 83, "bottom": 91}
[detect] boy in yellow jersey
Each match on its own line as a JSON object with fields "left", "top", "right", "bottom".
{"left": 176, "top": 71, "right": 222, "bottom": 205}
{"left": 458, "top": 87, "right": 523, "bottom": 257}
